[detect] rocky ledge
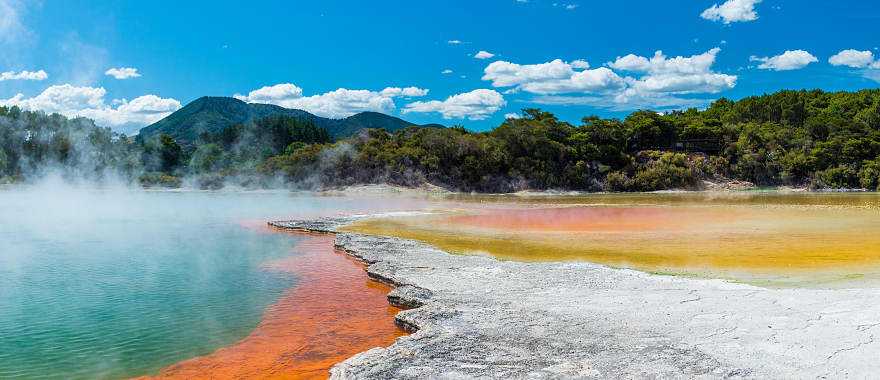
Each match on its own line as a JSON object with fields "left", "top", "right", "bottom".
{"left": 270, "top": 218, "right": 880, "bottom": 379}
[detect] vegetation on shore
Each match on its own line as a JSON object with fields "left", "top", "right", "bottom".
{"left": 2, "top": 89, "right": 880, "bottom": 192}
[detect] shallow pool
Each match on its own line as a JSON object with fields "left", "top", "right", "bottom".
{"left": 343, "top": 192, "right": 880, "bottom": 287}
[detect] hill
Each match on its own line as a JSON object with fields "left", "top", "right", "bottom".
{"left": 138, "top": 96, "right": 440, "bottom": 143}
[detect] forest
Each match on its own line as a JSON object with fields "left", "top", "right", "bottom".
{"left": 2, "top": 88, "right": 880, "bottom": 192}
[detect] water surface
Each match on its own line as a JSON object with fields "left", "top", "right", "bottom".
{"left": 344, "top": 192, "right": 880, "bottom": 287}
{"left": 0, "top": 184, "right": 424, "bottom": 379}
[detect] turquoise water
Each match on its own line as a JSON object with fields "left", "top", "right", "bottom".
{"left": 0, "top": 184, "right": 423, "bottom": 379}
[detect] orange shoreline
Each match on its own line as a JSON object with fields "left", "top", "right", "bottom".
{"left": 138, "top": 229, "right": 406, "bottom": 380}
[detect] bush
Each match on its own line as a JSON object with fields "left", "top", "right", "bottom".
{"left": 815, "top": 166, "right": 858, "bottom": 189}
{"left": 629, "top": 152, "right": 701, "bottom": 191}
{"left": 604, "top": 171, "right": 630, "bottom": 191}
{"left": 858, "top": 157, "right": 880, "bottom": 190}
{"left": 138, "top": 172, "right": 182, "bottom": 188}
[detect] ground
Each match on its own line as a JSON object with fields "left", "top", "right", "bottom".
{"left": 271, "top": 217, "right": 880, "bottom": 379}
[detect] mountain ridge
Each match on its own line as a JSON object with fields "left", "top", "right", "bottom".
{"left": 138, "top": 96, "right": 442, "bottom": 143}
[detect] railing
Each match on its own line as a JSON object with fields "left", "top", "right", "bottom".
{"left": 640, "top": 139, "right": 722, "bottom": 153}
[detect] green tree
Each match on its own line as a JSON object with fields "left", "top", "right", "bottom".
{"left": 159, "top": 134, "right": 183, "bottom": 173}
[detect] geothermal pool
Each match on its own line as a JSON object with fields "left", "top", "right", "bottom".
{"left": 4, "top": 188, "right": 880, "bottom": 379}
{"left": 343, "top": 192, "right": 880, "bottom": 287}
{"left": 0, "top": 185, "right": 424, "bottom": 379}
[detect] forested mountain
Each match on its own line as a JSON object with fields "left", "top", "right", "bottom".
{"left": 138, "top": 96, "right": 437, "bottom": 143}
{"left": 3, "top": 89, "right": 880, "bottom": 192}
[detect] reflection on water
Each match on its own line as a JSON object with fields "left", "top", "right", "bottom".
{"left": 344, "top": 192, "right": 880, "bottom": 287}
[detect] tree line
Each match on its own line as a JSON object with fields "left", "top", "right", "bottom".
{"left": 2, "top": 88, "right": 880, "bottom": 191}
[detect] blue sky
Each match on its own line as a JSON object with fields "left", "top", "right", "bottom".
{"left": 0, "top": 0, "right": 878, "bottom": 134}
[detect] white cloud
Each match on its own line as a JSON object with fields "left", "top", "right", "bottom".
{"left": 483, "top": 59, "right": 573, "bottom": 87}
{"left": 828, "top": 49, "right": 876, "bottom": 68}
{"left": 277, "top": 89, "right": 397, "bottom": 118}
{"left": 701, "top": 0, "right": 761, "bottom": 24}
{"left": 114, "top": 94, "right": 180, "bottom": 114}
{"left": 570, "top": 59, "right": 590, "bottom": 69}
{"left": 234, "top": 83, "right": 429, "bottom": 119}
{"left": 627, "top": 72, "right": 736, "bottom": 94}
{"left": 483, "top": 48, "right": 736, "bottom": 111}
{"left": 522, "top": 67, "right": 625, "bottom": 94}
{"left": 104, "top": 67, "right": 141, "bottom": 79}
{"left": 612, "top": 48, "right": 736, "bottom": 97}
{"left": 827, "top": 49, "right": 880, "bottom": 82}
{"left": 608, "top": 48, "right": 723, "bottom": 75}
{"left": 379, "top": 86, "right": 430, "bottom": 97}
{"left": 0, "top": 84, "right": 181, "bottom": 133}
{"left": 750, "top": 50, "right": 817, "bottom": 71}
{"left": 482, "top": 59, "right": 625, "bottom": 94}
{"left": 0, "top": 69, "right": 46, "bottom": 81}
{"left": 504, "top": 113, "right": 521, "bottom": 119}
{"left": 475, "top": 50, "right": 495, "bottom": 59}
{"left": 403, "top": 89, "right": 505, "bottom": 120}
{"left": 235, "top": 83, "right": 303, "bottom": 103}
{"left": 564, "top": 4, "right": 578, "bottom": 10}
{"left": 441, "top": 69, "right": 453, "bottom": 74}
{"left": 447, "top": 40, "right": 462, "bottom": 45}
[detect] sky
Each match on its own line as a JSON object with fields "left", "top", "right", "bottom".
{"left": 0, "top": 0, "right": 878, "bottom": 134}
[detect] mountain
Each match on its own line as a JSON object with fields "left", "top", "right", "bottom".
{"left": 138, "top": 96, "right": 442, "bottom": 143}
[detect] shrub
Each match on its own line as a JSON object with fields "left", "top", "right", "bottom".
{"left": 815, "top": 166, "right": 858, "bottom": 189}
{"left": 138, "top": 172, "right": 182, "bottom": 188}
{"left": 858, "top": 157, "right": 880, "bottom": 190}
{"left": 604, "top": 171, "right": 630, "bottom": 191}
{"left": 629, "top": 152, "right": 701, "bottom": 191}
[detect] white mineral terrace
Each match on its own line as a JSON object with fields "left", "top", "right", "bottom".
{"left": 271, "top": 217, "right": 880, "bottom": 379}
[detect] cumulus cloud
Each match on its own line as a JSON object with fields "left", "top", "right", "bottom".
{"left": 482, "top": 59, "right": 625, "bottom": 94}
{"left": 236, "top": 83, "right": 303, "bottom": 103}
{"left": 441, "top": 69, "right": 453, "bottom": 74}
{"left": 484, "top": 48, "right": 736, "bottom": 110}
{"left": 403, "top": 89, "right": 505, "bottom": 120}
{"left": 474, "top": 50, "right": 495, "bottom": 59}
{"left": 828, "top": 49, "right": 877, "bottom": 68}
{"left": 104, "top": 67, "right": 141, "bottom": 79}
{"left": 701, "top": 0, "right": 761, "bottom": 24}
{"left": 570, "top": 59, "right": 590, "bottom": 69}
{"left": 612, "top": 48, "right": 737, "bottom": 105}
{"left": 627, "top": 72, "right": 736, "bottom": 94}
{"left": 504, "top": 113, "right": 521, "bottom": 119}
{"left": 605, "top": 49, "right": 737, "bottom": 94}
{"left": 447, "top": 40, "right": 462, "bottom": 45}
{"left": 0, "top": 69, "right": 46, "bottom": 81}
{"left": 828, "top": 49, "right": 880, "bottom": 82}
{"left": 0, "top": 84, "right": 181, "bottom": 133}
{"left": 379, "top": 86, "right": 430, "bottom": 97}
{"left": 233, "top": 83, "right": 429, "bottom": 119}
{"left": 609, "top": 48, "right": 724, "bottom": 75}
{"left": 750, "top": 50, "right": 817, "bottom": 71}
